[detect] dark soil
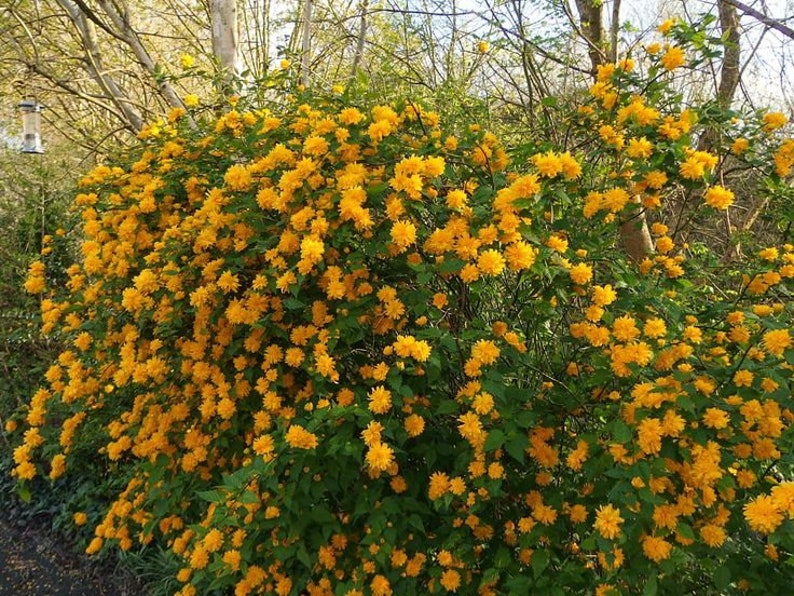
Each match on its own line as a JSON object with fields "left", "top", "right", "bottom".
{"left": 0, "top": 507, "right": 143, "bottom": 595}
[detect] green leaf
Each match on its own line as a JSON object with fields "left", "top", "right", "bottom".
{"left": 17, "top": 483, "right": 31, "bottom": 504}
{"left": 714, "top": 566, "right": 731, "bottom": 591}
{"left": 612, "top": 421, "right": 632, "bottom": 443}
{"left": 283, "top": 297, "right": 306, "bottom": 310}
{"left": 437, "top": 257, "right": 464, "bottom": 274}
{"left": 532, "top": 549, "right": 549, "bottom": 578}
{"left": 514, "top": 410, "right": 536, "bottom": 428}
{"left": 436, "top": 400, "right": 459, "bottom": 415}
{"left": 505, "top": 435, "right": 528, "bottom": 463}
{"left": 484, "top": 429, "right": 505, "bottom": 452}
{"left": 643, "top": 574, "right": 658, "bottom": 596}
{"left": 408, "top": 514, "right": 425, "bottom": 533}
{"left": 196, "top": 489, "right": 224, "bottom": 503}
{"left": 494, "top": 546, "right": 512, "bottom": 569}
{"left": 297, "top": 545, "right": 312, "bottom": 569}
{"left": 238, "top": 490, "right": 260, "bottom": 504}
{"left": 677, "top": 522, "right": 695, "bottom": 541}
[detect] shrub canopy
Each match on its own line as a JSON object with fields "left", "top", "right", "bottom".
{"left": 10, "top": 22, "right": 794, "bottom": 596}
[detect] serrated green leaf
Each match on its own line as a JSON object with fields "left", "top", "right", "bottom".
{"left": 613, "top": 421, "right": 632, "bottom": 443}
{"left": 484, "top": 429, "right": 505, "bottom": 452}
{"left": 532, "top": 549, "right": 549, "bottom": 578}
{"left": 714, "top": 565, "right": 731, "bottom": 591}
{"left": 677, "top": 522, "right": 695, "bottom": 540}
{"left": 643, "top": 574, "right": 658, "bottom": 596}
{"left": 505, "top": 435, "right": 528, "bottom": 463}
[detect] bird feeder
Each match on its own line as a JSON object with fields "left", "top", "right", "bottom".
{"left": 18, "top": 99, "right": 44, "bottom": 154}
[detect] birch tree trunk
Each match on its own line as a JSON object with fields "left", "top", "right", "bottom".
{"left": 349, "top": 0, "right": 369, "bottom": 80}
{"left": 301, "top": 0, "right": 313, "bottom": 87}
{"left": 210, "top": 0, "right": 241, "bottom": 91}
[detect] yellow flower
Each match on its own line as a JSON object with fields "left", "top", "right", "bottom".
{"left": 762, "top": 329, "right": 791, "bottom": 356}
{"left": 284, "top": 425, "right": 318, "bottom": 449}
{"left": 390, "top": 220, "right": 417, "bottom": 250}
{"left": 457, "top": 412, "right": 483, "bottom": 443}
{"left": 626, "top": 137, "right": 653, "bottom": 158}
{"left": 642, "top": 535, "right": 672, "bottom": 562}
{"left": 404, "top": 414, "right": 425, "bottom": 437}
{"left": 477, "top": 41, "right": 489, "bottom": 54}
{"left": 643, "top": 317, "right": 667, "bottom": 338}
{"left": 85, "top": 537, "right": 103, "bottom": 555}
{"left": 612, "top": 315, "right": 640, "bottom": 342}
{"left": 361, "top": 421, "right": 384, "bottom": 446}
{"left": 546, "top": 234, "right": 568, "bottom": 253}
{"left": 339, "top": 107, "right": 364, "bottom": 125}
{"left": 73, "top": 512, "right": 88, "bottom": 526}
{"left": 702, "top": 408, "right": 730, "bottom": 429}
{"left": 703, "top": 185, "right": 734, "bottom": 210}
{"left": 368, "top": 385, "right": 393, "bottom": 414}
{"left": 658, "top": 19, "right": 676, "bottom": 34}
{"left": 569, "top": 262, "right": 593, "bottom": 285}
{"left": 533, "top": 151, "right": 563, "bottom": 177}
{"left": 203, "top": 528, "right": 224, "bottom": 552}
{"left": 477, "top": 249, "right": 506, "bottom": 276}
{"left": 24, "top": 261, "right": 46, "bottom": 294}
{"left": 189, "top": 546, "right": 209, "bottom": 569}
{"left": 222, "top": 549, "right": 241, "bottom": 571}
{"left": 440, "top": 569, "right": 461, "bottom": 592}
{"left": 744, "top": 495, "right": 783, "bottom": 534}
{"left": 446, "top": 189, "right": 468, "bottom": 210}
{"left": 771, "top": 482, "right": 794, "bottom": 516}
{"left": 594, "top": 504, "right": 624, "bottom": 539}
{"left": 252, "top": 434, "right": 275, "bottom": 455}
{"left": 428, "top": 471, "right": 450, "bottom": 499}
{"left": 699, "top": 524, "right": 726, "bottom": 547}
{"left": 644, "top": 170, "right": 668, "bottom": 189}
{"left": 660, "top": 46, "right": 685, "bottom": 70}
{"left": 591, "top": 284, "right": 617, "bottom": 307}
{"left": 762, "top": 112, "right": 788, "bottom": 132}
{"left": 505, "top": 241, "right": 537, "bottom": 271}
{"left": 637, "top": 417, "right": 663, "bottom": 454}
{"left": 731, "top": 138, "right": 749, "bottom": 155}
{"left": 487, "top": 461, "right": 504, "bottom": 479}
{"left": 566, "top": 439, "right": 589, "bottom": 471}
{"left": 366, "top": 441, "right": 395, "bottom": 471}
{"left": 471, "top": 340, "right": 500, "bottom": 365}
{"left": 180, "top": 54, "right": 195, "bottom": 69}
{"left": 184, "top": 94, "right": 200, "bottom": 108}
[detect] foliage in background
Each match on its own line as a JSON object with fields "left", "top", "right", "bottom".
{"left": 6, "top": 21, "right": 794, "bottom": 595}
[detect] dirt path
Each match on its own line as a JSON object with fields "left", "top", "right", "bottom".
{"left": 0, "top": 516, "right": 136, "bottom": 596}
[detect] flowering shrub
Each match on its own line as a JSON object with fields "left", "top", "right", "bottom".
{"left": 10, "top": 21, "right": 794, "bottom": 595}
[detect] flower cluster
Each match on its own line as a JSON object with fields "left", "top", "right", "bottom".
{"left": 11, "top": 20, "right": 794, "bottom": 596}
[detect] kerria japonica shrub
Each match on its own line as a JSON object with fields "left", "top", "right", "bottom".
{"left": 10, "top": 19, "right": 794, "bottom": 596}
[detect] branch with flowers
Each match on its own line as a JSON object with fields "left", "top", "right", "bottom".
{"left": 8, "top": 18, "right": 794, "bottom": 596}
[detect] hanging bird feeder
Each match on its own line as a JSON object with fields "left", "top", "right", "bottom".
{"left": 18, "top": 99, "right": 44, "bottom": 154}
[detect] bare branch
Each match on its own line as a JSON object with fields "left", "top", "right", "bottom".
{"left": 723, "top": 0, "right": 794, "bottom": 42}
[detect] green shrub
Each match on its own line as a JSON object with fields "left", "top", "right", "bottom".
{"left": 9, "top": 21, "right": 794, "bottom": 595}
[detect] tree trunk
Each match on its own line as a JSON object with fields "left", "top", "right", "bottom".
{"left": 573, "top": 0, "right": 605, "bottom": 78}
{"left": 572, "top": 0, "right": 653, "bottom": 262}
{"left": 301, "top": 0, "right": 313, "bottom": 87}
{"left": 210, "top": 0, "right": 241, "bottom": 91}
{"left": 608, "top": 0, "right": 621, "bottom": 62}
{"left": 56, "top": 0, "right": 144, "bottom": 131}
{"left": 716, "top": 0, "right": 741, "bottom": 108}
{"left": 350, "top": 0, "right": 369, "bottom": 80}
{"left": 95, "top": 0, "right": 187, "bottom": 111}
